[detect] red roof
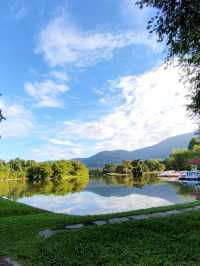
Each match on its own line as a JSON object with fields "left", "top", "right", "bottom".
{"left": 189, "top": 157, "right": 200, "bottom": 164}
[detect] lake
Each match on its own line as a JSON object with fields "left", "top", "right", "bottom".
{"left": 0, "top": 175, "right": 199, "bottom": 215}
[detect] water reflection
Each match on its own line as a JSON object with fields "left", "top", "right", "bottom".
{"left": 0, "top": 174, "right": 158, "bottom": 199}
{"left": 103, "top": 173, "right": 160, "bottom": 188}
{"left": 19, "top": 192, "right": 173, "bottom": 215}
{"left": 171, "top": 182, "right": 200, "bottom": 200}
{"left": 0, "top": 175, "right": 89, "bottom": 200}
{"left": 0, "top": 174, "right": 198, "bottom": 215}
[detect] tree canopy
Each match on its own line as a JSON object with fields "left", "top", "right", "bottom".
{"left": 188, "top": 137, "right": 200, "bottom": 150}
{"left": 0, "top": 158, "right": 89, "bottom": 181}
{"left": 162, "top": 138, "right": 200, "bottom": 170}
{"left": 136, "top": 0, "right": 200, "bottom": 118}
{"left": 103, "top": 159, "right": 165, "bottom": 176}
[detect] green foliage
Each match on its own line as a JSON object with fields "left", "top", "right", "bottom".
{"left": 188, "top": 137, "right": 200, "bottom": 150}
{"left": 0, "top": 160, "right": 10, "bottom": 180}
{"left": 115, "top": 164, "right": 126, "bottom": 174}
{"left": 168, "top": 149, "right": 192, "bottom": 171}
{"left": 104, "top": 173, "right": 159, "bottom": 188}
{"left": 193, "top": 144, "right": 200, "bottom": 152}
{"left": 27, "top": 162, "right": 53, "bottom": 181}
{"left": 89, "top": 168, "right": 103, "bottom": 177}
{"left": 161, "top": 137, "right": 200, "bottom": 170}
{"left": 103, "top": 163, "right": 116, "bottom": 174}
{"left": 164, "top": 146, "right": 200, "bottom": 171}
{"left": 121, "top": 160, "right": 133, "bottom": 174}
{"left": 145, "top": 159, "right": 165, "bottom": 172}
{"left": 136, "top": 0, "right": 200, "bottom": 118}
{"left": 133, "top": 160, "right": 149, "bottom": 174}
{"left": 0, "top": 158, "right": 89, "bottom": 182}
{"left": 103, "top": 159, "right": 165, "bottom": 176}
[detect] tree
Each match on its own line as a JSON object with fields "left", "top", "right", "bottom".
{"left": 115, "top": 164, "right": 126, "bottom": 174}
{"left": 27, "top": 163, "right": 53, "bottom": 181}
{"left": 103, "top": 163, "right": 116, "bottom": 174}
{"left": 192, "top": 144, "right": 200, "bottom": 152}
{"left": 145, "top": 159, "right": 165, "bottom": 172}
{"left": 188, "top": 137, "right": 200, "bottom": 150}
{"left": 9, "top": 158, "right": 27, "bottom": 172}
{"left": 0, "top": 159, "right": 89, "bottom": 181}
{"left": 168, "top": 149, "right": 192, "bottom": 170}
{"left": 122, "top": 160, "right": 133, "bottom": 174}
{"left": 131, "top": 160, "right": 149, "bottom": 176}
{"left": 132, "top": 165, "right": 143, "bottom": 177}
{"left": 136, "top": 0, "right": 200, "bottom": 118}
{"left": 0, "top": 160, "right": 10, "bottom": 180}
{"left": 131, "top": 160, "right": 149, "bottom": 172}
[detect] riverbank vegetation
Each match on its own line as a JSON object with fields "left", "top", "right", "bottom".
{"left": 163, "top": 137, "right": 200, "bottom": 171}
{"left": 0, "top": 158, "right": 89, "bottom": 181}
{"left": 1, "top": 198, "right": 200, "bottom": 265}
{"left": 102, "top": 159, "right": 165, "bottom": 176}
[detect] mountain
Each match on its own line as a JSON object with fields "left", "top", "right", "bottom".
{"left": 75, "top": 132, "right": 195, "bottom": 168}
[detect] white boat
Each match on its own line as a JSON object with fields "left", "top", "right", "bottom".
{"left": 179, "top": 171, "right": 200, "bottom": 183}
{"left": 158, "top": 171, "right": 181, "bottom": 177}
{"left": 179, "top": 157, "right": 200, "bottom": 183}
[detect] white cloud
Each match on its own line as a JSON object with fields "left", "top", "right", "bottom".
{"left": 56, "top": 62, "right": 196, "bottom": 153}
{"left": 25, "top": 79, "right": 69, "bottom": 107}
{"left": 31, "top": 143, "right": 84, "bottom": 160}
{"left": 49, "top": 70, "right": 69, "bottom": 81}
{"left": 0, "top": 100, "right": 34, "bottom": 138}
{"left": 36, "top": 15, "right": 159, "bottom": 67}
{"left": 47, "top": 138, "right": 75, "bottom": 146}
{"left": 98, "top": 97, "right": 108, "bottom": 104}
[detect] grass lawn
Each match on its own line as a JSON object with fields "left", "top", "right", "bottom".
{"left": 1, "top": 198, "right": 200, "bottom": 265}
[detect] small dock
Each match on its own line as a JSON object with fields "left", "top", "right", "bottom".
{"left": 158, "top": 171, "right": 183, "bottom": 182}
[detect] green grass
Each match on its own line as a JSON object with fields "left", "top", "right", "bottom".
{"left": 1, "top": 198, "right": 200, "bottom": 265}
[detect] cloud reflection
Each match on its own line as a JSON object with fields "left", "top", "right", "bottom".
{"left": 18, "top": 191, "right": 173, "bottom": 215}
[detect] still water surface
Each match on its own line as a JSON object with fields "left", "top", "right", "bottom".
{"left": 1, "top": 175, "right": 199, "bottom": 215}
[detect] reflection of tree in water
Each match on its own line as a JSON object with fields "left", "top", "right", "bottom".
{"left": 170, "top": 182, "right": 200, "bottom": 200}
{"left": 0, "top": 175, "right": 89, "bottom": 200}
{"left": 0, "top": 179, "right": 28, "bottom": 200}
{"left": 103, "top": 173, "right": 160, "bottom": 188}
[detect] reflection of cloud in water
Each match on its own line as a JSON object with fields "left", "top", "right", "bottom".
{"left": 18, "top": 191, "right": 173, "bottom": 215}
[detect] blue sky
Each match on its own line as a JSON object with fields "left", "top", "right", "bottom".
{"left": 0, "top": 0, "right": 196, "bottom": 161}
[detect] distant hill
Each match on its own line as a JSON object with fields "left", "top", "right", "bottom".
{"left": 75, "top": 132, "right": 195, "bottom": 168}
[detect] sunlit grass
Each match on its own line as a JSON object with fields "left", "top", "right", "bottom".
{"left": 1, "top": 198, "right": 200, "bottom": 265}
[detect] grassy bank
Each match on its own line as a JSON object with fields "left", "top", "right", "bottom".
{"left": 105, "top": 173, "right": 131, "bottom": 176}
{"left": 1, "top": 198, "right": 200, "bottom": 265}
